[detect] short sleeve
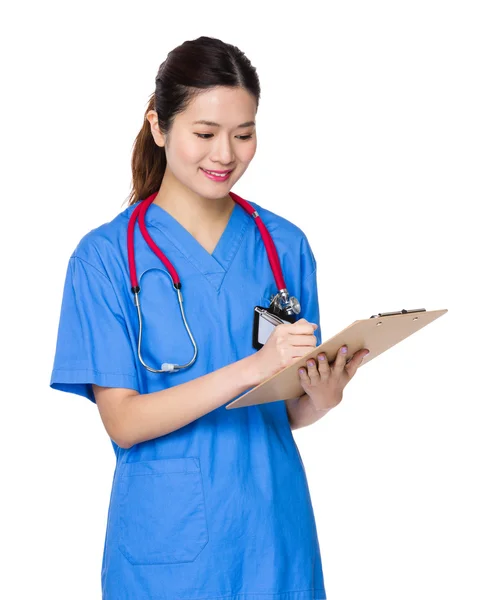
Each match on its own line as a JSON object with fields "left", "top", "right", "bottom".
{"left": 299, "top": 244, "right": 322, "bottom": 346}
{"left": 50, "top": 256, "right": 139, "bottom": 403}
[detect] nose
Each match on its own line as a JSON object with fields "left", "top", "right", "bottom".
{"left": 210, "top": 133, "right": 235, "bottom": 166}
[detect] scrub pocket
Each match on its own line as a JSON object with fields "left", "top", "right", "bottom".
{"left": 259, "top": 293, "right": 272, "bottom": 309}
{"left": 117, "top": 457, "right": 209, "bottom": 565}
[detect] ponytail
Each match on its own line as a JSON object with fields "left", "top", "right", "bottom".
{"left": 126, "top": 93, "right": 166, "bottom": 206}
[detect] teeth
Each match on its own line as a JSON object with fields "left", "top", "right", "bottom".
{"left": 205, "top": 170, "right": 229, "bottom": 177}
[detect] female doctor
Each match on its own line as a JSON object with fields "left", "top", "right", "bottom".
{"left": 50, "top": 36, "right": 369, "bottom": 600}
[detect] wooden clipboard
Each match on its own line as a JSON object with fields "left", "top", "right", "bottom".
{"left": 226, "top": 308, "right": 447, "bottom": 409}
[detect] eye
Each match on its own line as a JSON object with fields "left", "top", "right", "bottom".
{"left": 194, "top": 133, "right": 254, "bottom": 140}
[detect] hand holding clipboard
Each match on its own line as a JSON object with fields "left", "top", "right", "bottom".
{"left": 226, "top": 308, "right": 447, "bottom": 409}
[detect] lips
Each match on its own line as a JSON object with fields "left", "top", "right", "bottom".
{"left": 200, "top": 168, "right": 233, "bottom": 182}
{"left": 201, "top": 168, "right": 233, "bottom": 175}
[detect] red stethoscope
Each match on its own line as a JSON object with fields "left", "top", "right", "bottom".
{"left": 127, "top": 190, "right": 301, "bottom": 373}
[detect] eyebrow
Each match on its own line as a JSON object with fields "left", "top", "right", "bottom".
{"left": 192, "top": 120, "right": 256, "bottom": 128}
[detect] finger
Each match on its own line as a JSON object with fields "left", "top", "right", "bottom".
{"left": 332, "top": 345, "right": 349, "bottom": 375}
{"left": 289, "top": 319, "right": 318, "bottom": 335}
{"left": 294, "top": 317, "right": 317, "bottom": 328}
{"left": 289, "top": 333, "right": 318, "bottom": 347}
{"left": 298, "top": 366, "right": 311, "bottom": 387}
{"left": 316, "top": 353, "right": 331, "bottom": 380}
{"left": 345, "top": 349, "right": 370, "bottom": 379}
{"left": 305, "top": 358, "right": 321, "bottom": 385}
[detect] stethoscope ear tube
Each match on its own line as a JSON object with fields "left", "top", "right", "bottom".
{"left": 133, "top": 288, "right": 198, "bottom": 373}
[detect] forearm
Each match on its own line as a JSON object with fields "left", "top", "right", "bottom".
{"left": 119, "top": 354, "right": 261, "bottom": 447}
{"left": 285, "top": 393, "right": 332, "bottom": 430}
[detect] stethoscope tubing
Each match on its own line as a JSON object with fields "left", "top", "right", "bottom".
{"left": 128, "top": 191, "right": 287, "bottom": 292}
{"left": 135, "top": 283, "right": 198, "bottom": 373}
{"left": 126, "top": 190, "right": 293, "bottom": 373}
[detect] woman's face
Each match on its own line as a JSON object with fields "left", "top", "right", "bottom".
{"left": 149, "top": 86, "right": 257, "bottom": 200}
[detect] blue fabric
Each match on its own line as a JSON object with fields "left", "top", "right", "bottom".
{"left": 50, "top": 197, "right": 326, "bottom": 600}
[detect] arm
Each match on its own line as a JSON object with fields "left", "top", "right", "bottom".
{"left": 285, "top": 240, "right": 327, "bottom": 431}
{"left": 285, "top": 393, "right": 332, "bottom": 430}
{"left": 94, "top": 353, "right": 262, "bottom": 449}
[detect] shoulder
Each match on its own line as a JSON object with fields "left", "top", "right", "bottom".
{"left": 249, "top": 199, "right": 316, "bottom": 270}
{"left": 249, "top": 200, "right": 305, "bottom": 237}
{"left": 69, "top": 204, "right": 134, "bottom": 277}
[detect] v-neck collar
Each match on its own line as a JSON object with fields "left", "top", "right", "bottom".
{"left": 143, "top": 200, "right": 251, "bottom": 292}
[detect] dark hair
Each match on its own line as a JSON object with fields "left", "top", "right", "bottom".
{"left": 126, "top": 36, "right": 261, "bottom": 206}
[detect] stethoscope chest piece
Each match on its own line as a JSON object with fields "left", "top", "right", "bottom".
{"left": 252, "top": 289, "right": 301, "bottom": 350}
{"left": 269, "top": 289, "right": 301, "bottom": 319}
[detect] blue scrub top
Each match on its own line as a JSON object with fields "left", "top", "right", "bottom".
{"left": 50, "top": 194, "right": 327, "bottom": 600}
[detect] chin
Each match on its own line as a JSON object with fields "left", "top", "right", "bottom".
{"left": 201, "top": 177, "right": 239, "bottom": 194}
{"left": 192, "top": 186, "right": 228, "bottom": 201}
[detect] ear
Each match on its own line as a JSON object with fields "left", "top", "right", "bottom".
{"left": 146, "top": 110, "right": 166, "bottom": 148}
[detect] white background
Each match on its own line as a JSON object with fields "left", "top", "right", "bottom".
{"left": 2, "top": 1, "right": 497, "bottom": 598}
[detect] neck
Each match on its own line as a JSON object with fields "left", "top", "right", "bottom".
{"left": 153, "top": 167, "right": 235, "bottom": 228}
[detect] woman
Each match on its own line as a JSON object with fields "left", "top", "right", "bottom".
{"left": 50, "top": 35, "right": 368, "bottom": 600}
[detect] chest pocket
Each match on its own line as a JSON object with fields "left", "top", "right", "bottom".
{"left": 117, "top": 457, "right": 209, "bottom": 565}
{"left": 259, "top": 288, "right": 274, "bottom": 310}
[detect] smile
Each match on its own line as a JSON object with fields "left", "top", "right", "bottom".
{"left": 201, "top": 168, "right": 233, "bottom": 181}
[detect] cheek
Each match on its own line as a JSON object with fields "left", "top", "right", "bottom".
{"left": 238, "top": 139, "right": 257, "bottom": 164}
{"left": 170, "top": 135, "right": 206, "bottom": 166}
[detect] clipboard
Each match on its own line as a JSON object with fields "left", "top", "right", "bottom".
{"left": 226, "top": 308, "right": 448, "bottom": 409}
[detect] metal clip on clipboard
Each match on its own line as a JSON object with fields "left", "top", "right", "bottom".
{"left": 370, "top": 308, "right": 427, "bottom": 319}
